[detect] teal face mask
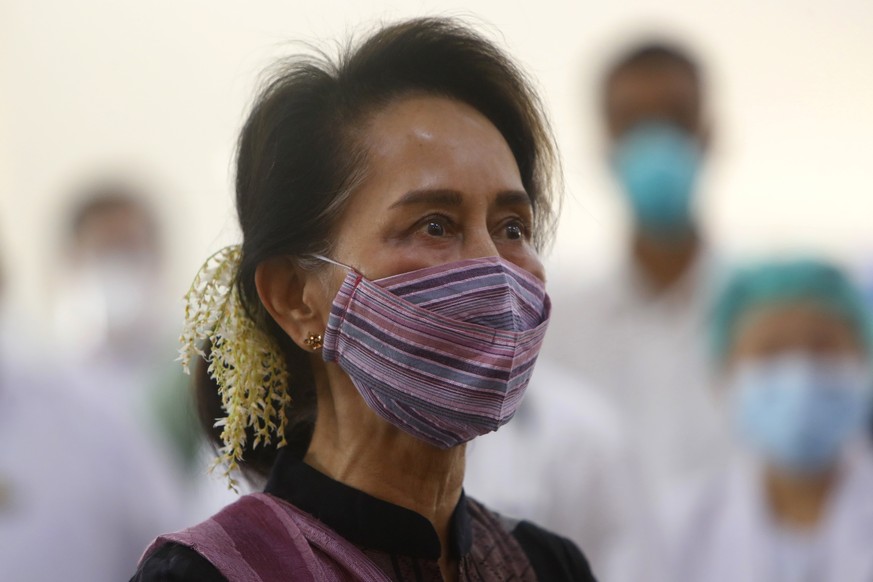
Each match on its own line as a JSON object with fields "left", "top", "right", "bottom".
{"left": 731, "top": 354, "right": 873, "bottom": 474}
{"left": 611, "top": 121, "right": 702, "bottom": 238}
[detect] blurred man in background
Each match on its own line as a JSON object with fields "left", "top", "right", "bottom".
{"left": 465, "top": 43, "right": 730, "bottom": 582}
{"left": 545, "top": 43, "right": 731, "bottom": 507}
{"left": 52, "top": 183, "right": 198, "bottom": 472}
{"left": 50, "top": 180, "right": 238, "bottom": 522}
{"left": 54, "top": 185, "right": 170, "bottom": 387}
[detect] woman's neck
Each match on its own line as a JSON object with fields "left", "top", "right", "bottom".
{"left": 764, "top": 466, "right": 837, "bottom": 530}
{"left": 304, "top": 370, "right": 465, "bottom": 576}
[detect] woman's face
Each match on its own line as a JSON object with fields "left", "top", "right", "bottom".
{"left": 728, "top": 302, "right": 866, "bottom": 368}
{"left": 327, "top": 95, "right": 544, "bottom": 284}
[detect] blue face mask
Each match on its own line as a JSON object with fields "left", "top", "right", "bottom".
{"left": 731, "top": 354, "right": 873, "bottom": 474}
{"left": 611, "top": 121, "right": 702, "bottom": 238}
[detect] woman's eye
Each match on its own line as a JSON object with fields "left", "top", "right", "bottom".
{"left": 425, "top": 220, "right": 446, "bottom": 237}
{"left": 504, "top": 220, "right": 526, "bottom": 240}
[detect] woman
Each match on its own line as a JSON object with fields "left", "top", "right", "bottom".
{"left": 665, "top": 259, "right": 873, "bottom": 582}
{"left": 132, "top": 17, "right": 596, "bottom": 582}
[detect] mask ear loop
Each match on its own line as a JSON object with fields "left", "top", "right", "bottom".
{"left": 308, "top": 254, "right": 351, "bottom": 270}
{"left": 307, "top": 254, "right": 363, "bottom": 285}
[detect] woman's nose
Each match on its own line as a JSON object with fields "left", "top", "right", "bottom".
{"left": 460, "top": 229, "right": 500, "bottom": 261}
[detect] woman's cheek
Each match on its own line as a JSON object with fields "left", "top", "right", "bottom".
{"left": 498, "top": 243, "right": 545, "bottom": 282}
{"left": 362, "top": 245, "right": 453, "bottom": 279}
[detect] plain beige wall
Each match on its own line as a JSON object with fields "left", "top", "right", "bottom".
{"left": 2, "top": 0, "right": 873, "bottom": 331}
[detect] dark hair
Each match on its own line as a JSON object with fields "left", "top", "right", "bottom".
{"left": 605, "top": 41, "right": 700, "bottom": 84}
{"left": 196, "top": 17, "right": 560, "bottom": 480}
{"left": 601, "top": 41, "right": 702, "bottom": 110}
{"left": 67, "top": 183, "right": 158, "bottom": 245}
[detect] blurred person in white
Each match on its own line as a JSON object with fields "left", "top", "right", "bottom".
{"left": 665, "top": 259, "right": 873, "bottom": 582}
{"left": 544, "top": 42, "right": 730, "bottom": 506}
{"left": 465, "top": 362, "right": 650, "bottom": 582}
{"left": 51, "top": 182, "right": 238, "bottom": 520}
{"left": 0, "top": 249, "right": 181, "bottom": 580}
{"left": 53, "top": 183, "right": 174, "bottom": 407}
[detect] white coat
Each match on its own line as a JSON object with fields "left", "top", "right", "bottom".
{"left": 0, "top": 316, "right": 184, "bottom": 582}
{"left": 465, "top": 361, "right": 660, "bottom": 582}
{"left": 663, "top": 447, "right": 873, "bottom": 582}
{"left": 543, "top": 253, "right": 732, "bottom": 506}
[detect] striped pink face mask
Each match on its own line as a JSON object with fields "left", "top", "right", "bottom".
{"left": 313, "top": 255, "right": 551, "bottom": 449}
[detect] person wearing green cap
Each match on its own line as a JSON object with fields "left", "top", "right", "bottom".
{"left": 663, "top": 258, "right": 873, "bottom": 582}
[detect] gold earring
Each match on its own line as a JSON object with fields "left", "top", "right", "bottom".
{"left": 304, "top": 332, "right": 323, "bottom": 351}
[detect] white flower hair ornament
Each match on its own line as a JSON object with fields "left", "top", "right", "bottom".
{"left": 179, "top": 245, "right": 290, "bottom": 490}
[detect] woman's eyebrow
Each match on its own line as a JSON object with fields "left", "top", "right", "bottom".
{"left": 389, "top": 189, "right": 463, "bottom": 209}
{"left": 389, "top": 189, "right": 530, "bottom": 210}
{"left": 494, "top": 190, "right": 532, "bottom": 207}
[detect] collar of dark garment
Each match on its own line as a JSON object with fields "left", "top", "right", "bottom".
{"left": 264, "top": 448, "right": 473, "bottom": 560}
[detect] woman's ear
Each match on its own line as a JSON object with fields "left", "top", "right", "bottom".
{"left": 255, "top": 257, "right": 329, "bottom": 352}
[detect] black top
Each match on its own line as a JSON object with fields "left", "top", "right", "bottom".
{"left": 132, "top": 450, "right": 596, "bottom": 581}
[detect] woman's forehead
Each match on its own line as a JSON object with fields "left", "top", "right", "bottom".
{"left": 358, "top": 95, "right": 524, "bottom": 196}
{"left": 365, "top": 95, "right": 501, "bottom": 144}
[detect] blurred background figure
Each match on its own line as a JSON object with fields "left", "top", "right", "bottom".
{"left": 51, "top": 182, "right": 193, "bottom": 469}
{"left": 470, "top": 40, "right": 733, "bottom": 581}
{"left": 49, "top": 180, "right": 238, "bottom": 521}
{"left": 665, "top": 259, "right": 873, "bottom": 582}
{"left": 54, "top": 183, "right": 164, "bottom": 355}
{"left": 545, "top": 40, "right": 731, "bottom": 507}
{"left": 0, "top": 246, "right": 181, "bottom": 581}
